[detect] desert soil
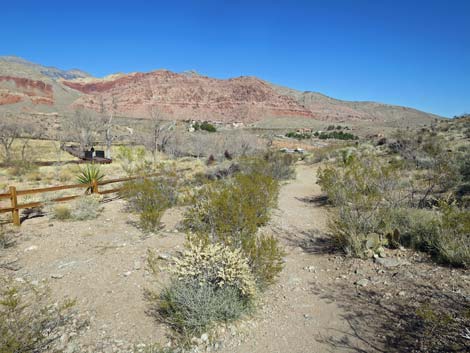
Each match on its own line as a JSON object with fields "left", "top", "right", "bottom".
{"left": 1, "top": 163, "right": 469, "bottom": 353}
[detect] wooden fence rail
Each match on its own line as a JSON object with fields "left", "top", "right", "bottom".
{"left": 0, "top": 173, "right": 161, "bottom": 226}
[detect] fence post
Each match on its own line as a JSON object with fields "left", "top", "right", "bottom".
{"left": 91, "top": 179, "right": 99, "bottom": 194}
{"left": 9, "top": 186, "right": 20, "bottom": 226}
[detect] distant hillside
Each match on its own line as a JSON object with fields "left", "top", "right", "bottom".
{"left": 270, "top": 84, "right": 442, "bottom": 126}
{"left": 0, "top": 56, "right": 442, "bottom": 127}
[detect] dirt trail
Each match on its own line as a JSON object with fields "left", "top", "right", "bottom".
{"left": 221, "top": 163, "right": 365, "bottom": 353}
{"left": 1, "top": 163, "right": 369, "bottom": 352}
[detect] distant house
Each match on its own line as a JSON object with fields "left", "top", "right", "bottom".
{"left": 296, "top": 128, "right": 313, "bottom": 134}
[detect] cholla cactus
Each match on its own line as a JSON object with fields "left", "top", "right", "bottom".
{"left": 170, "top": 242, "right": 257, "bottom": 298}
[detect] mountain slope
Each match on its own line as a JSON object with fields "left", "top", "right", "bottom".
{"left": 270, "top": 84, "right": 442, "bottom": 125}
{"left": 0, "top": 56, "right": 442, "bottom": 126}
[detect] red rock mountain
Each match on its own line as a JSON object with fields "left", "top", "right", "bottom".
{"left": 62, "top": 71, "right": 315, "bottom": 122}
{"left": 0, "top": 56, "right": 442, "bottom": 125}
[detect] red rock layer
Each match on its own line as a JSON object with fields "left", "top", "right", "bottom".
{"left": 63, "top": 71, "right": 316, "bottom": 122}
{"left": 0, "top": 76, "right": 53, "bottom": 105}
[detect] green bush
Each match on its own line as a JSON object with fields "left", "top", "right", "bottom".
{"left": 242, "top": 232, "right": 285, "bottom": 288}
{"left": 318, "top": 152, "right": 406, "bottom": 256}
{"left": 433, "top": 202, "right": 470, "bottom": 267}
{"left": 121, "top": 176, "right": 178, "bottom": 231}
{"left": 285, "top": 131, "right": 312, "bottom": 140}
{"left": 318, "top": 131, "right": 358, "bottom": 140}
{"left": 184, "top": 172, "right": 284, "bottom": 286}
{"left": 239, "top": 152, "right": 296, "bottom": 181}
{"left": 184, "top": 173, "right": 278, "bottom": 245}
{"left": 393, "top": 208, "right": 440, "bottom": 251}
{"left": 0, "top": 278, "right": 76, "bottom": 353}
{"left": 115, "top": 146, "right": 151, "bottom": 175}
{"left": 193, "top": 121, "right": 216, "bottom": 133}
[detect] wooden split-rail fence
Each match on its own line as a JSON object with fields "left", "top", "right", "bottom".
{"left": 0, "top": 173, "right": 161, "bottom": 226}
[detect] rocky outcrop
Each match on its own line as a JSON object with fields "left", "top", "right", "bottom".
{"left": 0, "top": 76, "right": 53, "bottom": 105}
{"left": 63, "top": 71, "right": 316, "bottom": 122}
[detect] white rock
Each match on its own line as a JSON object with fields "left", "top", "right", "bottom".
{"left": 24, "top": 245, "right": 38, "bottom": 252}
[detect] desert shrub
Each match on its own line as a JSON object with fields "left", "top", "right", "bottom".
{"left": 7, "top": 160, "right": 38, "bottom": 177}
{"left": 433, "top": 202, "right": 470, "bottom": 267}
{"left": 167, "top": 242, "right": 257, "bottom": 297}
{"left": 305, "top": 144, "right": 344, "bottom": 164}
{"left": 241, "top": 232, "right": 285, "bottom": 288}
{"left": 394, "top": 208, "right": 440, "bottom": 251}
{"left": 239, "top": 151, "right": 296, "bottom": 180}
{"left": 51, "top": 204, "right": 72, "bottom": 220}
{"left": 389, "top": 131, "right": 461, "bottom": 206}
{"left": 146, "top": 242, "right": 254, "bottom": 338}
{"left": 25, "top": 170, "right": 42, "bottom": 182}
{"left": 184, "top": 173, "right": 278, "bottom": 243}
{"left": 318, "top": 131, "right": 358, "bottom": 140}
{"left": 193, "top": 121, "right": 216, "bottom": 133}
{"left": 116, "top": 146, "right": 152, "bottom": 175}
{"left": 318, "top": 152, "right": 407, "bottom": 256}
{"left": 154, "top": 279, "right": 251, "bottom": 337}
{"left": 58, "top": 168, "right": 75, "bottom": 183}
{"left": 285, "top": 131, "right": 312, "bottom": 140}
{"left": 184, "top": 173, "right": 284, "bottom": 286}
{"left": 0, "top": 277, "right": 75, "bottom": 353}
{"left": 70, "top": 195, "right": 103, "bottom": 221}
{"left": 121, "top": 176, "right": 178, "bottom": 231}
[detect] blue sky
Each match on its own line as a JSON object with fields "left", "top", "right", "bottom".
{"left": 1, "top": 0, "right": 469, "bottom": 117}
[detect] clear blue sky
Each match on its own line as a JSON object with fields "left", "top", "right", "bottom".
{"left": 1, "top": 0, "right": 469, "bottom": 117}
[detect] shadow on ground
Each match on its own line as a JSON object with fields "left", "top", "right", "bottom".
{"left": 311, "top": 265, "right": 470, "bottom": 352}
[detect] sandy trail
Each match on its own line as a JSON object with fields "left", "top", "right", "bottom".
{"left": 221, "top": 163, "right": 365, "bottom": 353}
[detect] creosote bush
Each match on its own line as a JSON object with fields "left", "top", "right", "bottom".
{"left": 183, "top": 172, "right": 284, "bottom": 287}
{"left": 184, "top": 173, "right": 278, "bottom": 245}
{"left": 318, "top": 147, "right": 470, "bottom": 268}
{"left": 318, "top": 152, "right": 405, "bottom": 256}
{"left": 121, "top": 176, "right": 178, "bottom": 232}
{"left": 239, "top": 151, "right": 296, "bottom": 181}
{"left": 433, "top": 202, "right": 470, "bottom": 267}
{"left": 0, "top": 277, "right": 76, "bottom": 353}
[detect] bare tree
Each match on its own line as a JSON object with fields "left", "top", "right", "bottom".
{"left": 0, "top": 114, "right": 21, "bottom": 163}
{"left": 145, "top": 106, "right": 175, "bottom": 163}
{"left": 98, "top": 95, "right": 118, "bottom": 159}
{"left": 64, "top": 109, "right": 99, "bottom": 155}
{"left": 0, "top": 113, "right": 43, "bottom": 164}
